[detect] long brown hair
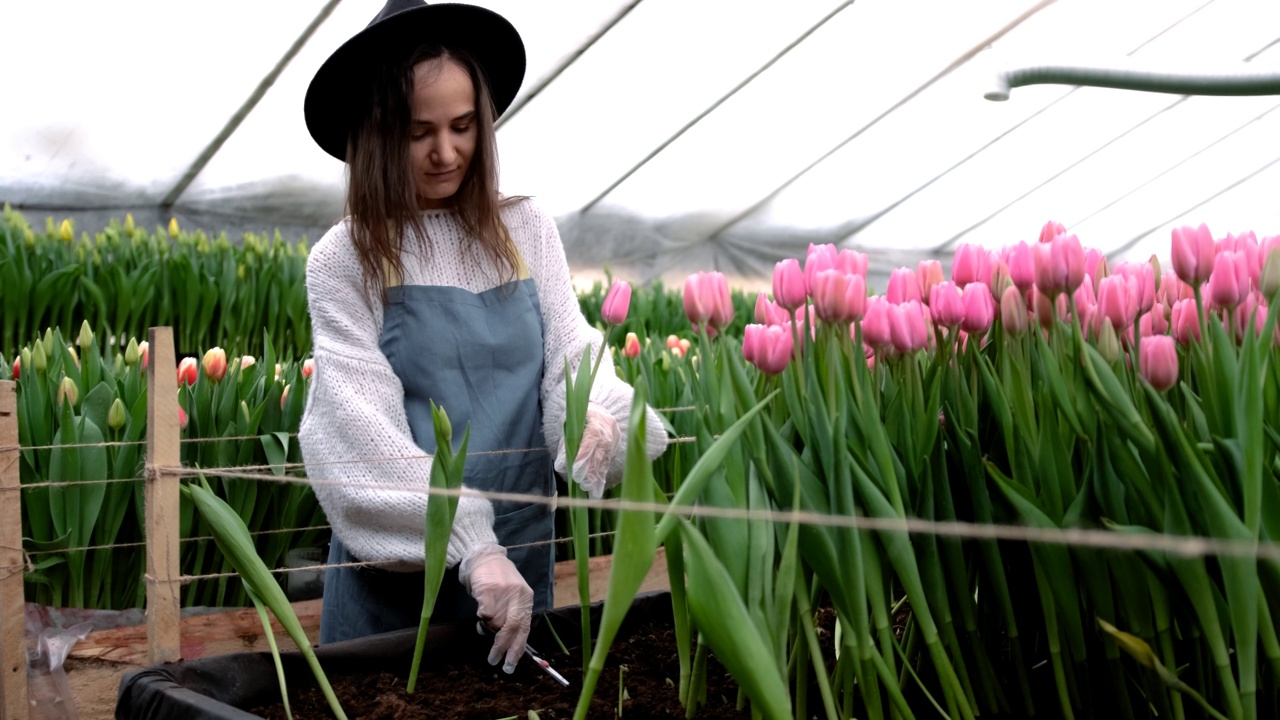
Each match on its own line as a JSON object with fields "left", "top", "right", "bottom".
{"left": 345, "top": 44, "right": 521, "bottom": 299}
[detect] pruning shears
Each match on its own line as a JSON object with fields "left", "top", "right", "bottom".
{"left": 476, "top": 621, "right": 571, "bottom": 687}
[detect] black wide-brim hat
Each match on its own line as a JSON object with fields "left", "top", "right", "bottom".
{"left": 304, "top": 0, "right": 525, "bottom": 162}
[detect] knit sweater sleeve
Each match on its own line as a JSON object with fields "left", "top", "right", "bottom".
{"left": 297, "top": 222, "right": 498, "bottom": 571}
{"left": 510, "top": 202, "right": 668, "bottom": 479}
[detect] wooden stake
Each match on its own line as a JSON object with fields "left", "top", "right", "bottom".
{"left": 0, "top": 381, "right": 29, "bottom": 720}
{"left": 145, "top": 328, "right": 182, "bottom": 665}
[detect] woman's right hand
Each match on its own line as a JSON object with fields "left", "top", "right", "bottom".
{"left": 460, "top": 544, "right": 533, "bottom": 673}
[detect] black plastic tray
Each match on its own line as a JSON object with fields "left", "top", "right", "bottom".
{"left": 115, "top": 592, "right": 672, "bottom": 719}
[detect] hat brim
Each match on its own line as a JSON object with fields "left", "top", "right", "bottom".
{"left": 304, "top": 3, "right": 525, "bottom": 162}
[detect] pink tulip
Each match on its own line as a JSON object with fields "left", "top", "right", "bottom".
{"left": 1033, "top": 290, "right": 1057, "bottom": 329}
{"left": 178, "top": 405, "right": 188, "bottom": 430}
{"left": 889, "top": 300, "right": 929, "bottom": 353}
{"left": 302, "top": 358, "right": 315, "bottom": 379}
{"left": 952, "top": 243, "right": 990, "bottom": 289}
{"left": 1006, "top": 242, "right": 1036, "bottom": 293}
{"left": 917, "top": 260, "right": 944, "bottom": 301}
{"left": 1218, "top": 231, "right": 1260, "bottom": 287}
{"left": 1084, "top": 247, "right": 1106, "bottom": 280}
{"left": 843, "top": 274, "right": 867, "bottom": 323}
{"left": 280, "top": 384, "right": 291, "bottom": 410}
{"left": 744, "top": 323, "right": 793, "bottom": 375}
{"left": 836, "top": 249, "right": 868, "bottom": 277}
{"left": 1139, "top": 302, "right": 1169, "bottom": 337}
{"left": 1000, "top": 285, "right": 1028, "bottom": 336}
{"left": 929, "top": 281, "right": 965, "bottom": 328}
{"left": 989, "top": 259, "right": 1013, "bottom": 297}
{"left": 623, "top": 332, "right": 641, "bottom": 358}
{"left": 804, "top": 244, "right": 838, "bottom": 295}
{"left": 1208, "top": 251, "right": 1250, "bottom": 309}
{"left": 1139, "top": 335, "right": 1179, "bottom": 391}
{"left": 1039, "top": 220, "right": 1066, "bottom": 244}
{"left": 666, "top": 334, "right": 681, "bottom": 350}
{"left": 1096, "top": 275, "right": 1136, "bottom": 331}
{"left": 1157, "top": 271, "right": 1193, "bottom": 308}
{"left": 1033, "top": 234, "right": 1086, "bottom": 296}
{"left": 241, "top": 355, "right": 257, "bottom": 370}
{"left": 754, "top": 293, "right": 790, "bottom": 326}
{"left": 139, "top": 341, "right": 150, "bottom": 373}
{"left": 601, "top": 280, "right": 632, "bottom": 325}
{"left": 1112, "top": 261, "right": 1155, "bottom": 314}
{"left": 773, "top": 258, "right": 807, "bottom": 310}
{"left": 201, "top": 348, "right": 227, "bottom": 382}
{"left": 683, "top": 272, "right": 733, "bottom": 332}
{"left": 1170, "top": 299, "right": 1201, "bottom": 346}
{"left": 811, "top": 270, "right": 851, "bottom": 322}
{"left": 1171, "top": 224, "right": 1216, "bottom": 287}
{"left": 10, "top": 357, "right": 18, "bottom": 380}
{"left": 862, "top": 296, "right": 893, "bottom": 348}
{"left": 961, "top": 283, "right": 995, "bottom": 335}
{"left": 886, "top": 267, "right": 921, "bottom": 304}
{"left": 178, "top": 357, "right": 199, "bottom": 386}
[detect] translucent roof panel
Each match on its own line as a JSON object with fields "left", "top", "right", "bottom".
{"left": 2, "top": 0, "right": 1278, "bottom": 280}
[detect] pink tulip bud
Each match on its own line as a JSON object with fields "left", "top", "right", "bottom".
{"left": 178, "top": 405, "right": 188, "bottom": 430}
{"left": 201, "top": 348, "right": 227, "bottom": 382}
{"left": 1157, "top": 271, "right": 1193, "bottom": 308}
{"left": 177, "top": 357, "right": 199, "bottom": 386}
{"left": 988, "top": 259, "right": 1013, "bottom": 298}
{"left": 1006, "top": 242, "right": 1036, "bottom": 293}
{"left": 744, "top": 324, "right": 793, "bottom": 375}
{"left": 240, "top": 355, "right": 256, "bottom": 370}
{"left": 1039, "top": 220, "right": 1066, "bottom": 244}
{"left": 1113, "top": 261, "right": 1155, "bottom": 314}
{"left": 836, "top": 249, "right": 868, "bottom": 277}
{"left": 1139, "top": 302, "right": 1170, "bottom": 337}
{"left": 666, "top": 334, "right": 681, "bottom": 350}
{"left": 1171, "top": 224, "right": 1216, "bottom": 287}
{"left": 10, "top": 357, "right": 18, "bottom": 380}
{"left": 623, "top": 332, "right": 641, "bottom": 358}
{"left": 917, "top": 260, "right": 944, "bottom": 300}
{"left": 57, "top": 376, "right": 79, "bottom": 406}
{"left": 889, "top": 300, "right": 929, "bottom": 353}
{"left": 678, "top": 338, "right": 691, "bottom": 355}
{"left": 302, "top": 358, "right": 315, "bottom": 379}
{"left": 139, "top": 341, "right": 150, "bottom": 373}
{"left": 1033, "top": 289, "right": 1056, "bottom": 329}
{"left": 1000, "top": 285, "right": 1028, "bottom": 336}
{"left": 772, "top": 258, "right": 807, "bottom": 310}
{"left": 929, "top": 281, "right": 965, "bottom": 328}
{"left": 1084, "top": 247, "right": 1105, "bottom": 280}
{"left": 601, "top": 280, "right": 632, "bottom": 325}
{"left": 280, "top": 384, "right": 291, "bottom": 410}
{"left": 1208, "top": 251, "right": 1250, "bottom": 309}
{"left": 811, "top": 270, "right": 850, "bottom": 322}
{"left": 862, "top": 296, "right": 893, "bottom": 348}
{"left": 844, "top": 274, "right": 866, "bottom": 323}
{"left": 683, "top": 271, "right": 733, "bottom": 332}
{"left": 1097, "top": 321, "right": 1121, "bottom": 363}
{"left": 804, "top": 244, "right": 838, "bottom": 295}
{"left": 1097, "top": 275, "right": 1136, "bottom": 331}
{"left": 1033, "top": 234, "right": 1086, "bottom": 296}
{"left": 886, "top": 267, "right": 921, "bottom": 304}
{"left": 1140, "top": 335, "right": 1179, "bottom": 391}
{"left": 1170, "top": 298, "right": 1201, "bottom": 346}
{"left": 1074, "top": 275, "right": 1097, "bottom": 318}
{"left": 952, "top": 243, "right": 990, "bottom": 289}
{"left": 961, "top": 283, "right": 995, "bottom": 335}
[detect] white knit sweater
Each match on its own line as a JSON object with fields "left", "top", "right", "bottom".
{"left": 297, "top": 199, "right": 667, "bottom": 572}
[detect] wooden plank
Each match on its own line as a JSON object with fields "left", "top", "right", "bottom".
{"left": 73, "top": 599, "right": 324, "bottom": 666}
{"left": 0, "top": 381, "right": 29, "bottom": 719}
{"left": 145, "top": 328, "right": 182, "bottom": 665}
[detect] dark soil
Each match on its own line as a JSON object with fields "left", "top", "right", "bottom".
{"left": 253, "top": 616, "right": 751, "bottom": 720}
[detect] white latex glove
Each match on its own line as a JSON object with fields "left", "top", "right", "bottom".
{"left": 554, "top": 403, "right": 622, "bottom": 500}
{"left": 460, "top": 543, "right": 533, "bottom": 673}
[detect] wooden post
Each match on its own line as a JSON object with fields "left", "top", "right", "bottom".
{"left": 145, "top": 328, "right": 182, "bottom": 665}
{"left": 1, "top": 381, "right": 29, "bottom": 720}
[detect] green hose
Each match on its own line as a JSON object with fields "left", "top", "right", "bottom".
{"left": 986, "top": 64, "right": 1280, "bottom": 101}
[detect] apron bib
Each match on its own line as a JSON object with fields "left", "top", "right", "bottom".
{"left": 320, "top": 277, "right": 555, "bottom": 644}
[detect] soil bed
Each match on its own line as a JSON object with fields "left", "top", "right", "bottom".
{"left": 254, "top": 614, "right": 748, "bottom": 720}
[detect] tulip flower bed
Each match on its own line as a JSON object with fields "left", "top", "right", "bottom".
{"left": 571, "top": 223, "right": 1280, "bottom": 720}
{"left": 0, "top": 204, "right": 310, "bottom": 360}
{"left": 6, "top": 322, "right": 323, "bottom": 610}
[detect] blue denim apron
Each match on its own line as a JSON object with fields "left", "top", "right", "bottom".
{"left": 319, "top": 275, "right": 556, "bottom": 644}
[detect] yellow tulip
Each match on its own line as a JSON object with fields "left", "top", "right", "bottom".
{"left": 59, "top": 218, "right": 73, "bottom": 242}
{"left": 168, "top": 217, "right": 180, "bottom": 238}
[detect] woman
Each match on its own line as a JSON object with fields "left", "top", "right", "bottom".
{"left": 297, "top": 0, "right": 667, "bottom": 675}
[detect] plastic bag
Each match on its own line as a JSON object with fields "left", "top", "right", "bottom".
{"left": 27, "top": 622, "right": 92, "bottom": 720}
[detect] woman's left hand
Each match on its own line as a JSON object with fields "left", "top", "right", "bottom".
{"left": 554, "top": 403, "right": 621, "bottom": 499}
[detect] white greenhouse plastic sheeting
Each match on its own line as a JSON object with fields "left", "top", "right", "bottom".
{"left": 2, "top": 0, "right": 1278, "bottom": 286}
